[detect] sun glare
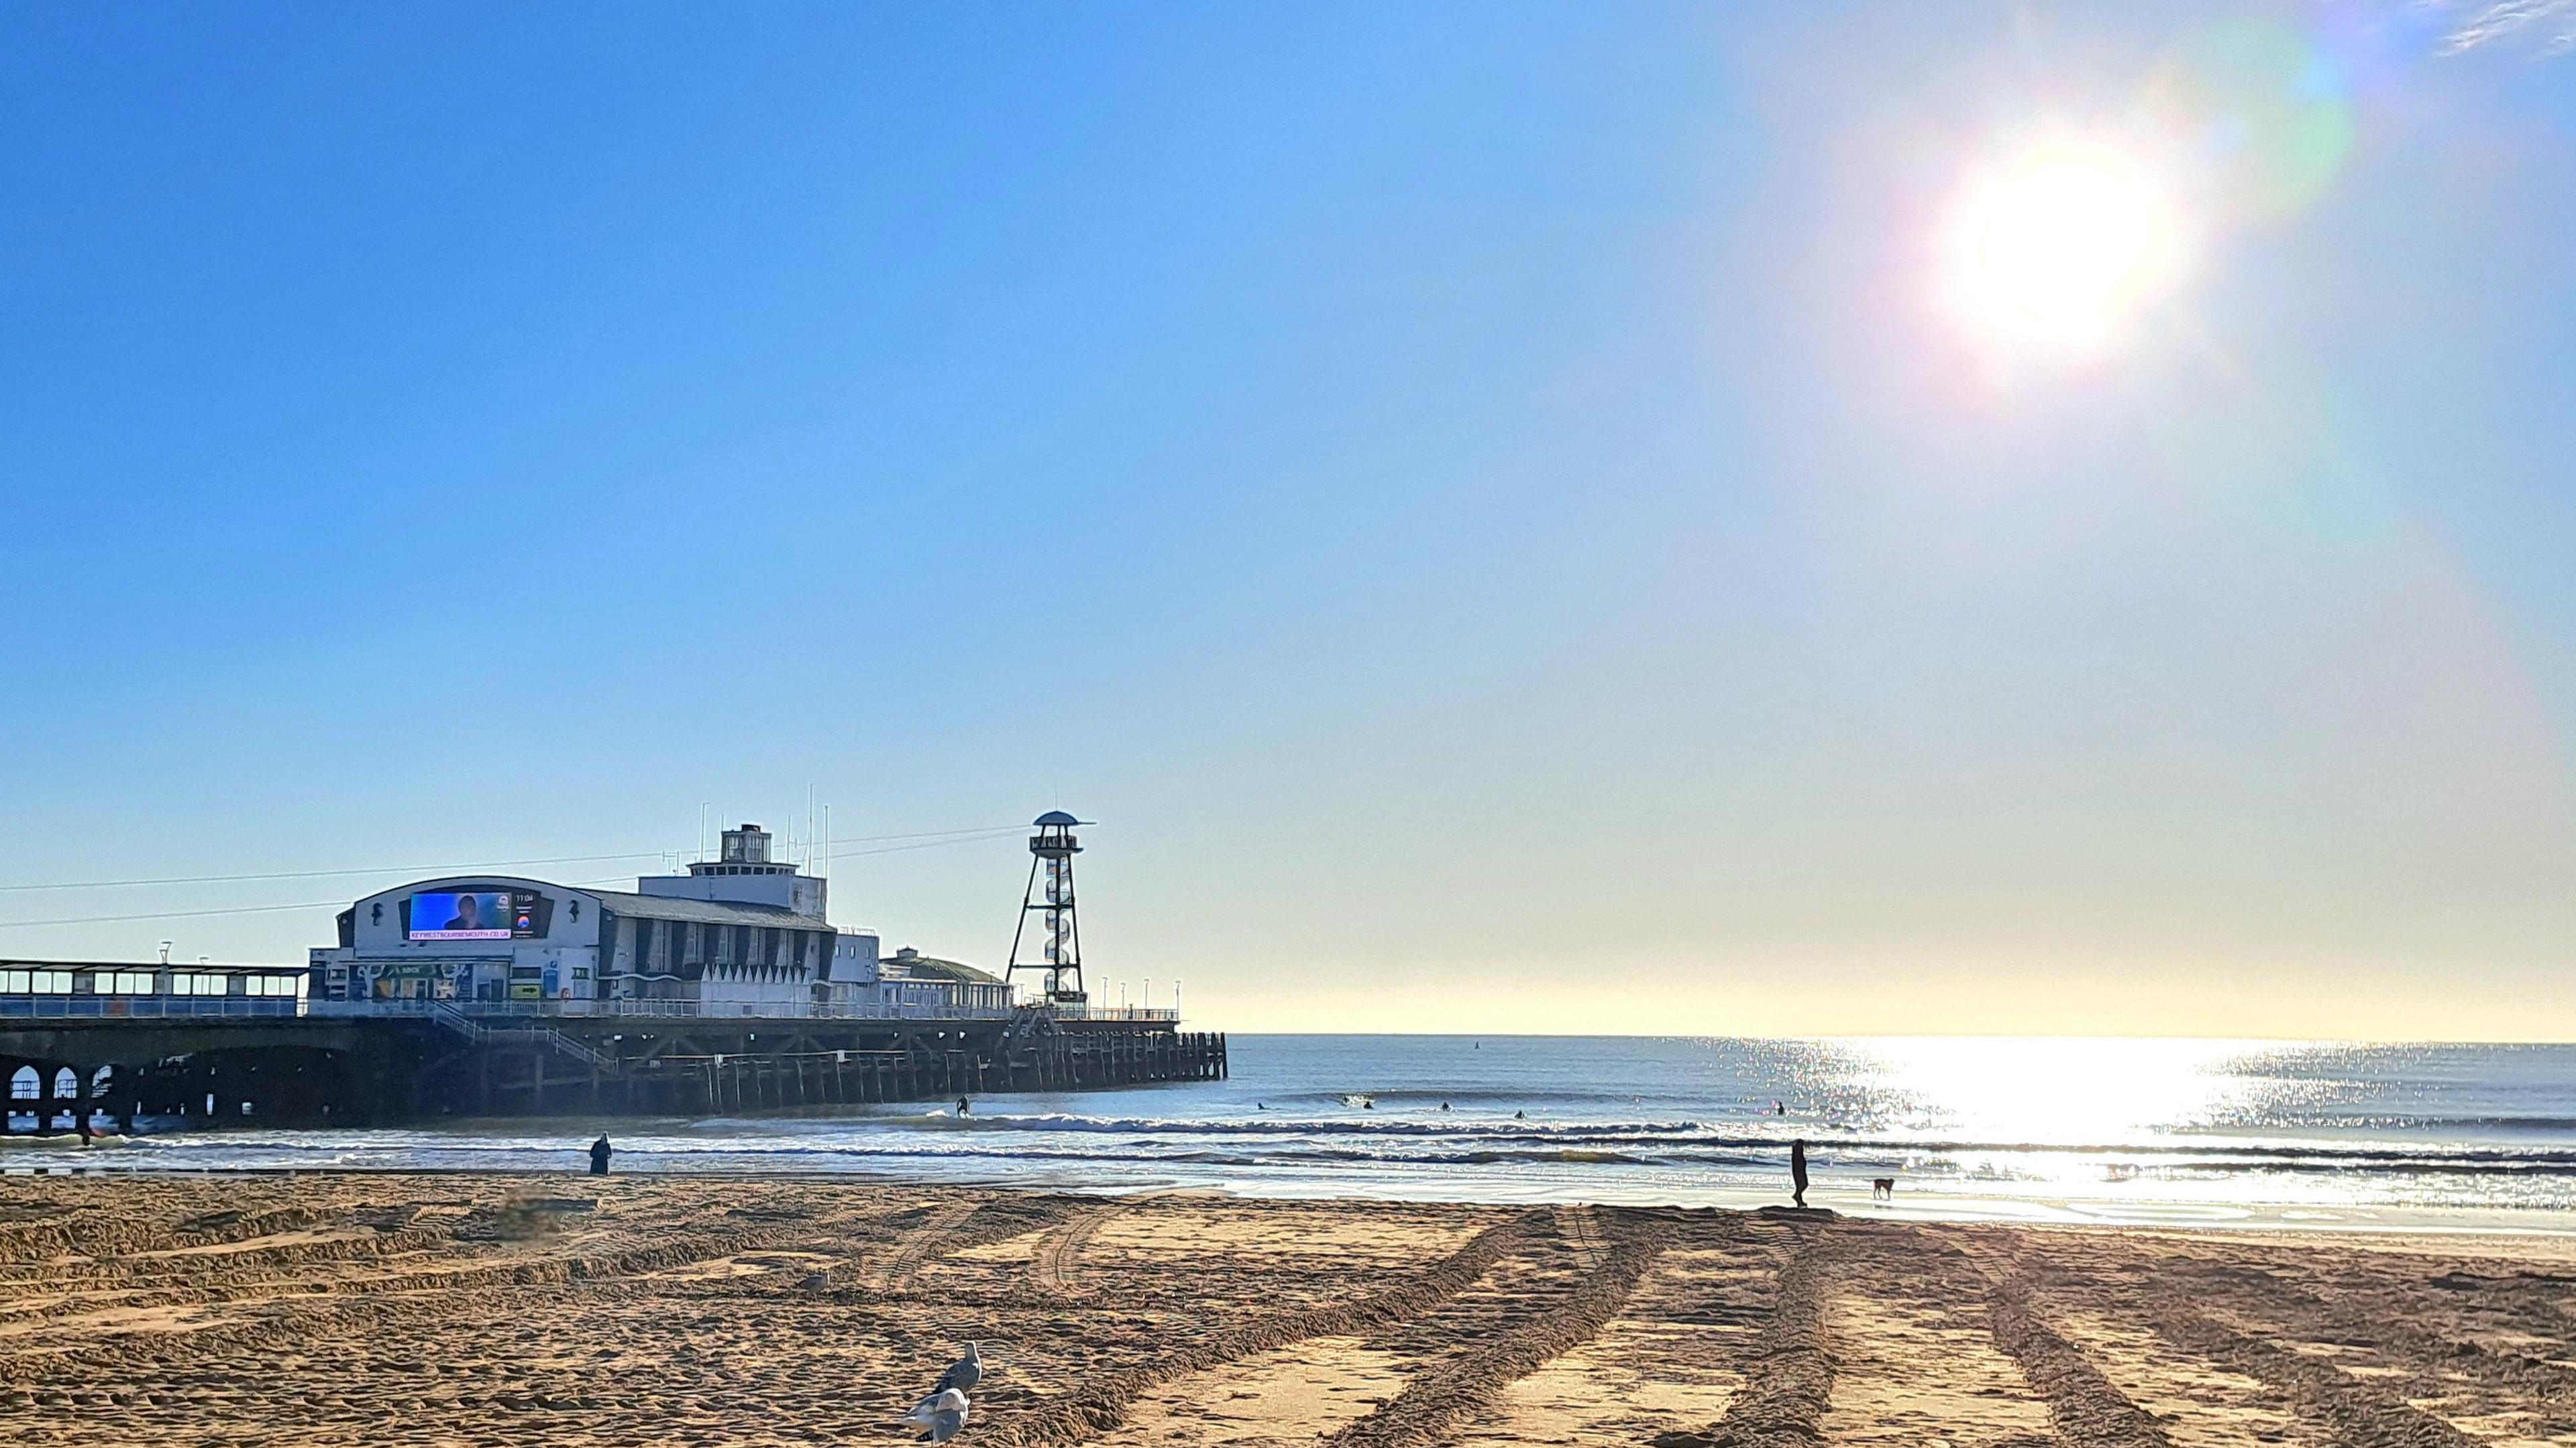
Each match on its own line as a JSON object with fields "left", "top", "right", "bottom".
{"left": 1939, "top": 137, "right": 2188, "bottom": 361}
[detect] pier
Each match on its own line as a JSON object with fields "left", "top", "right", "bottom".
{"left": 0, "top": 986, "right": 1226, "bottom": 1129}
{"left": 4, "top": 816, "right": 1230, "bottom": 1131}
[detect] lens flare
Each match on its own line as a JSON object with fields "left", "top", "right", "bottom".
{"left": 1937, "top": 135, "right": 2189, "bottom": 362}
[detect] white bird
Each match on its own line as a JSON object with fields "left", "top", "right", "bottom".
{"left": 902, "top": 1388, "right": 970, "bottom": 1443}
{"left": 934, "top": 1341, "right": 983, "bottom": 1395}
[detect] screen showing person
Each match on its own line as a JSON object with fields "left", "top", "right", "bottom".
{"left": 409, "top": 891, "right": 512, "bottom": 941}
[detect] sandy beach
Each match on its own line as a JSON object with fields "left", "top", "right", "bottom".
{"left": 3, "top": 1174, "right": 2573, "bottom": 1447}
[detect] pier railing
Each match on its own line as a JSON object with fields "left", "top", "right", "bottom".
{"left": 1044, "top": 1003, "right": 1180, "bottom": 1022}
{"left": 301, "top": 998, "right": 1024, "bottom": 1023}
{"left": 0, "top": 995, "right": 307, "bottom": 1021}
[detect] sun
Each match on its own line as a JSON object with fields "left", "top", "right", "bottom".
{"left": 1938, "top": 135, "right": 2188, "bottom": 361}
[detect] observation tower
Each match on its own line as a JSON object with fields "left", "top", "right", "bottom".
{"left": 1006, "top": 812, "right": 1087, "bottom": 1005}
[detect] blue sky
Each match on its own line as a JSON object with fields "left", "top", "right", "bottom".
{"left": 3, "top": 3, "right": 2573, "bottom": 1036}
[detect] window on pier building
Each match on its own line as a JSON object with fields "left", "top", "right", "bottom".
{"left": 8, "top": 1067, "right": 34, "bottom": 1099}
{"left": 105, "top": 971, "right": 154, "bottom": 994}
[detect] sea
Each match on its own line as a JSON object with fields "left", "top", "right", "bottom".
{"left": 34, "top": 1036, "right": 2576, "bottom": 1233}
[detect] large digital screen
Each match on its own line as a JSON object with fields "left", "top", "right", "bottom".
{"left": 409, "top": 889, "right": 541, "bottom": 942}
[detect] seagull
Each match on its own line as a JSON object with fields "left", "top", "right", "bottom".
{"left": 934, "top": 1341, "right": 983, "bottom": 1395}
{"left": 903, "top": 1388, "right": 971, "bottom": 1443}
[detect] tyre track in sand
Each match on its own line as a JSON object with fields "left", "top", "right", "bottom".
{"left": 2149, "top": 1252, "right": 2576, "bottom": 1435}
{"left": 855, "top": 1200, "right": 985, "bottom": 1292}
{"left": 1905, "top": 1228, "right": 2174, "bottom": 1448}
{"left": 0, "top": 1209, "right": 886, "bottom": 1388}
{"left": 1652, "top": 1215, "right": 1839, "bottom": 1448}
{"left": 979, "top": 1209, "right": 1555, "bottom": 1448}
{"left": 0, "top": 1203, "right": 337, "bottom": 1268}
{"left": 2142, "top": 1291, "right": 2483, "bottom": 1448}
{"left": 1026, "top": 1199, "right": 1123, "bottom": 1297}
{"left": 864, "top": 1196, "right": 1075, "bottom": 1295}
{"left": 1312, "top": 1206, "right": 1681, "bottom": 1448}
{"left": 1996, "top": 1233, "right": 2502, "bottom": 1448}
{"left": 1984, "top": 1270, "right": 2174, "bottom": 1448}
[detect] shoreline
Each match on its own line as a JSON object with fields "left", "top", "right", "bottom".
{"left": 9, "top": 1151, "right": 2576, "bottom": 1242}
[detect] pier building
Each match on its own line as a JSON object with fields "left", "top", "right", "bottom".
{"left": 306, "top": 823, "right": 1008, "bottom": 1017}
{"left": 0, "top": 815, "right": 1221, "bottom": 1130}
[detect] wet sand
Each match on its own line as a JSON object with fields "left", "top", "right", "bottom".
{"left": 4, "top": 1173, "right": 2575, "bottom": 1447}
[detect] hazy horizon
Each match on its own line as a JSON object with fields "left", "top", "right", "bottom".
{"left": 6, "top": 4, "right": 2576, "bottom": 1040}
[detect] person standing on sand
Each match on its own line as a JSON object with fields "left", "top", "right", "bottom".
{"left": 1790, "top": 1138, "right": 1809, "bottom": 1208}
{"left": 588, "top": 1134, "right": 612, "bottom": 1176}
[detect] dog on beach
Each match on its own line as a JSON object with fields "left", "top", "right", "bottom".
{"left": 1870, "top": 1177, "right": 1896, "bottom": 1201}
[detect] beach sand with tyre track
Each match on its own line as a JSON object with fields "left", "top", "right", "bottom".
{"left": 4, "top": 1174, "right": 2576, "bottom": 1447}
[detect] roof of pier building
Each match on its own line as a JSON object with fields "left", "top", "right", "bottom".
{"left": 885, "top": 947, "right": 1004, "bottom": 985}
{"left": 337, "top": 875, "right": 824, "bottom": 931}
{"left": 586, "top": 891, "right": 819, "bottom": 929}
{"left": 327, "top": 872, "right": 859, "bottom": 954}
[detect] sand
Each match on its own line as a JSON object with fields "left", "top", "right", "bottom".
{"left": 3, "top": 1174, "right": 2575, "bottom": 1446}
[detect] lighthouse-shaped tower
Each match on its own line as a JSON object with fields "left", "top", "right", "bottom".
{"left": 1006, "top": 812, "right": 1087, "bottom": 1006}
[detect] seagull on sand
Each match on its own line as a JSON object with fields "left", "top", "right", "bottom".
{"left": 902, "top": 1388, "right": 971, "bottom": 1443}
{"left": 935, "top": 1341, "right": 983, "bottom": 1395}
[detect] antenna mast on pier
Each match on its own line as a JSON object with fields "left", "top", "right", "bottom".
{"left": 1006, "top": 812, "right": 1087, "bottom": 1006}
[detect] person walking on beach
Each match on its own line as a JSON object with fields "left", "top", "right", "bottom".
{"left": 588, "top": 1134, "right": 612, "bottom": 1176}
{"left": 1790, "top": 1138, "right": 1809, "bottom": 1209}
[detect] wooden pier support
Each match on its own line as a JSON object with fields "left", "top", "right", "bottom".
{"left": 2, "top": 1015, "right": 1229, "bottom": 1128}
